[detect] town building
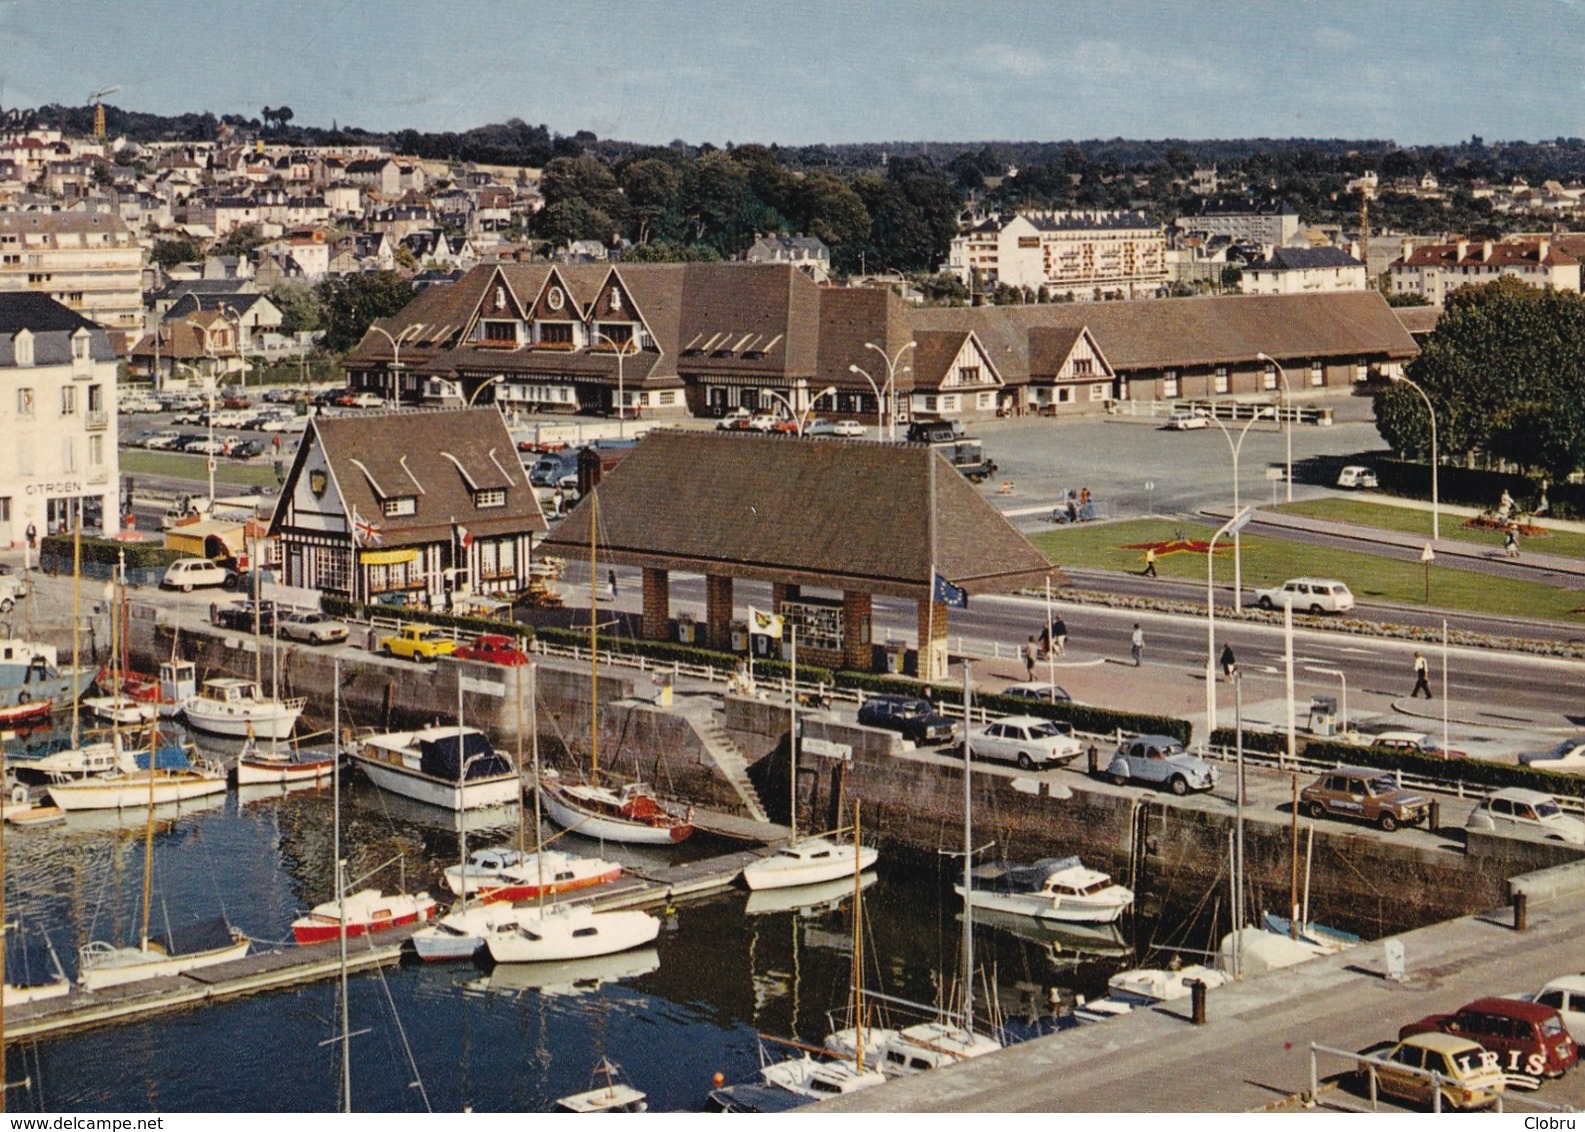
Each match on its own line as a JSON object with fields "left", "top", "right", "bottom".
{"left": 945, "top": 211, "right": 1167, "bottom": 298}
{"left": 0, "top": 212, "right": 144, "bottom": 341}
{"left": 1241, "top": 247, "right": 1368, "bottom": 296}
{"left": 1389, "top": 237, "right": 1581, "bottom": 303}
{"left": 268, "top": 407, "right": 548, "bottom": 608}
{"left": 1176, "top": 198, "right": 1301, "bottom": 249}
{"left": 745, "top": 234, "right": 831, "bottom": 283}
{"left": 0, "top": 293, "right": 119, "bottom": 544}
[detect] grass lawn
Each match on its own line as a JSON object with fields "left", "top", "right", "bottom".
{"left": 1270, "top": 498, "right": 1585, "bottom": 560}
{"left": 121, "top": 450, "right": 278, "bottom": 488}
{"left": 1032, "top": 518, "right": 1585, "bottom": 623}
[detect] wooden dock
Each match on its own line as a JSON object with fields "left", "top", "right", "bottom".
{"left": 5, "top": 845, "right": 769, "bottom": 1042}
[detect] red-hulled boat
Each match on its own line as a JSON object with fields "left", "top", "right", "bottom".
{"left": 290, "top": 888, "right": 438, "bottom": 945}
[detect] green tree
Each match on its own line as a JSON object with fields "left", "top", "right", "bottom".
{"left": 314, "top": 271, "right": 415, "bottom": 354}
{"left": 151, "top": 237, "right": 202, "bottom": 270}
{"left": 790, "top": 174, "right": 870, "bottom": 274}
{"left": 619, "top": 158, "right": 682, "bottom": 245}
{"left": 268, "top": 284, "right": 322, "bottom": 336}
{"left": 213, "top": 224, "right": 266, "bottom": 259}
{"left": 682, "top": 151, "right": 752, "bottom": 252}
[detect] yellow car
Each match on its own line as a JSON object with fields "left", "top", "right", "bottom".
{"left": 379, "top": 624, "right": 457, "bottom": 663}
{"left": 1359, "top": 1032, "right": 1507, "bottom": 1111}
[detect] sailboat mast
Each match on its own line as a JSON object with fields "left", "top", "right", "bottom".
{"left": 787, "top": 624, "right": 797, "bottom": 845}
{"left": 70, "top": 503, "right": 81, "bottom": 749}
{"left": 515, "top": 656, "right": 526, "bottom": 858}
{"left": 456, "top": 669, "right": 467, "bottom": 900}
{"left": 334, "top": 658, "right": 350, "bottom": 1113}
{"left": 251, "top": 532, "right": 262, "bottom": 687}
{"left": 961, "top": 660, "right": 974, "bottom": 1033}
{"left": 531, "top": 662, "right": 546, "bottom": 908}
{"left": 588, "top": 490, "right": 599, "bottom": 785}
{"left": 139, "top": 620, "right": 157, "bottom": 952}
{"left": 852, "top": 799, "right": 863, "bottom": 1076}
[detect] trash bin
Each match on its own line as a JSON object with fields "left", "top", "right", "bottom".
{"left": 730, "top": 619, "right": 748, "bottom": 653}
{"left": 676, "top": 614, "right": 697, "bottom": 645}
{"left": 1308, "top": 694, "right": 1337, "bottom": 737}
{"left": 884, "top": 643, "right": 907, "bottom": 675}
{"left": 751, "top": 631, "right": 774, "bottom": 659}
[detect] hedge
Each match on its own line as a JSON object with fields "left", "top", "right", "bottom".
{"left": 324, "top": 594, "right": 533, "bottom": 642}
{"left": 1373, "top": 458, "right": 1583, "bottom": 520}
{"left": 41, "top": 534, "right": 186, "bottom": 571}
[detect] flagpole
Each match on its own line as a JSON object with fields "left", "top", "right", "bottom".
{"left": 927, "top": 452, "right": 938, "bottom": 684}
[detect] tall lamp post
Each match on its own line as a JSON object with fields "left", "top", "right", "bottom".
{"left": 1254, "top": 352, "right": 1292, "bottom": 503}
{"left": 762, "top": 385, "right": 837, "bottom": 437}
{"left": 219, "top": 303, "right": 245, "bottom": 390}
{"left": 174, "top": 360, "right": 217, "bottom": 506}
{"left": 848, "top": 339, "right": 915, "bottom": 442}
{"left": 468, "top": 375, "right": 505, "bottom": 407}
{"left": 1391, "top": 374, "right": 1439, "bottom": 542}
{"left": 591, "top": 331, "right": 639, "bottom": 439}
{"left": 366, "top": 324, "right": 422, "bottom": 411}
{"left": 1206, "top": 506, "right": 1253, "bottom": 740}
{"left": 1207, "top": 406, "right": 1274, "bottom": 612}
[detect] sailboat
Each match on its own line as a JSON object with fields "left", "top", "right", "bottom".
{"left": 555, "top": 1057, "right": 647, "bottom": 1113}
{"left": 76, "top": 720, "right": 249, "bottom": 991}
{"left": 236, "top": 578, "right": 334, "bottom": 785}
{"left": 81, "top": 572, "right": 156, "bottom": 725}
{"left": 741, "top": 624, "right": 878, "bottom": 891}
{"left": 536, "top": 488, "right": 693, "bottom": 844}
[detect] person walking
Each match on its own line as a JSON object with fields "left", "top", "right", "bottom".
{"left": 1220, "top": 643, "right": 1236, "bottom": 682}
{"left": 1130, "top": 624, "right": 1144, "bottom": 667}
{"left": 1023, "top": 636, "right": 1038, "bottom": 680}
{"left": 1051, "top": 614, "right": 1067, "bottom": 656}
{"left": 1504, "top": 528, "right": 1520, "bottom": 558}
{"left": 607, "top": 568, "right": 619, "bottom": 601}
{"left": 1142, "top": 547, "right": 1157, "bottom": 577}
{"left": 1410, "top": 651, "right": 1432, "bottom": 699}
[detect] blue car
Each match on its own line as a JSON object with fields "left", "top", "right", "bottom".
{"left": 1105, "top": 734, "right": 1218, "bottom": 796}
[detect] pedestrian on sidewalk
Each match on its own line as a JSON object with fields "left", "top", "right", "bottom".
{"left": 1051, "top": 613, "right": 1067, "bottom": 656}
{"left": 607, "top": 568, "right": 619, "bottom": 601}
{"left": 1504, "top": 528, "right": 1520, "bottom": 558}
{"left": 1130, "top": 624, "right": 1144, "bottom": 667}
{"left": 1220, "top": 643, "right": 1236, "bottom": 682}
{"left": 1142, "top": 547, "right": 1157, "bottom": 577}
{"left": 1410, "top": 651, "right": 1432, "bottom": 699}
{"left": 1023, "top": 635, "right": 1037, "bottom": 680}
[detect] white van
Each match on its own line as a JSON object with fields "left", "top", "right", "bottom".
{"left": 161, "top": 558, "right": 229, "bottom": 593}
{"left": 1336, "top": 465, "right": 1379, "bottom": 489}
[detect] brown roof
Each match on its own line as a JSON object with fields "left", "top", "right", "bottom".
{"left": 911, "top": 291, "right": 1419, "bottom": 380}
{"left": 1397, "top": 239, "right": 1577, "bottom": 269}
{"left": 270, "top": 407, "right": 546, "bottom": 547}
{"left": 1392, "top": 305, "right": 1443, "bottom": 335}
{"left": 909, "top": 330, "right": 973, "bottom": 391}
{"left": 538, "top": 430, "right": 1058, "bottom": 599}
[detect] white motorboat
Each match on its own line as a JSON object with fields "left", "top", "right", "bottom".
{"left": 78, "top": 916, "right": 250, "bottom": 992}
{"left": 291, "top": 888, "right": 438, "bottom": 946}
{"left": 954, "top": 856, "right": 1134, "bottom": 924}
{"left": 10, "top": 736, "right": 121, "bottom": 779}
{"left": 81, "top": 694, "right": 158, "bottom": 726}
{"left": 440, "top": 845, "right": 621, "bottom": 902}
{"left": 758, "top": 1051, "right": 886, "bottom": 1099}
{"left": 556, "top": 1059, "right": 647, "bottom": 1113}
{"left": 353, "top": 725, "right": 518, "bottom": 812}
{"left": 484, "top": 903, "right": 659, "bottom": 965}
{"left": 742, "top": 837, "right": 878, "bottom": 892}
{"left": 181, "top": 677, "right": 304, "bottom": 740}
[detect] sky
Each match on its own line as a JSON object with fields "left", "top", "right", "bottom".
{"left": 3, "top": 0, "right": 1584, "bottom": 148}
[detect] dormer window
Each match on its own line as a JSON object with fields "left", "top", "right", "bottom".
{"left": 474, "top": 489, "right": 505, "bottom": 509}
{"left": 382, "top": 496, "right": 416, "bottom": 517}
{"left": 13, "top": 330, "right": 32, "bottom": 367}
{"left": 71, "top": 331, "right": 90, "bottom": 360}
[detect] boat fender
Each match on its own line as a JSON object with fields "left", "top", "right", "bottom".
{"left": 16, "top": 690, "right": 28, "bottom": 704}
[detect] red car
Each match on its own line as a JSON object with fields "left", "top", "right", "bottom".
{"left": 1401, "top": 997, "right": 1577, "bottom": 1079}
{"left": 453, "top": 634, "right": 530, "bottom": 666}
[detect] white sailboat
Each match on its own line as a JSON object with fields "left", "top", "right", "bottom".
{"left": 741, "top": 623, "right": 878, "bottom": 891}
{"left": 555, "top": 1058, "right": 647, "bottom": 1113}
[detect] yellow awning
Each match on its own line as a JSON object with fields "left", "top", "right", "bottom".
{"left": 361, "top": 548, "right": 419, "bottom": 566}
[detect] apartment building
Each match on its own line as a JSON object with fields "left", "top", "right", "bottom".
{"left": 1389, "top": 237, "right": 1581, "bottom": 303}
{"left": 0, "top": 212, "right": 144, "bottom": 339}
{"left": 945, "top": 211, "right": 1167, "bottom": 299}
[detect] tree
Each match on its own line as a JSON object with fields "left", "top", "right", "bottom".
{"left": 619, "top": 158, "right": 682, "bottom": 245}
{"left": 213, "top": 223, "right": 266, "bottom": 259}
{"left": 268, "top": 284, "right": 322, "bottom": 336}
{"left": 790, "top": 174, "right": 870, "bottom": 274}
{"left": 314, "top": 272, "right": 416, "bottom": 354}
{"left": 151, "top": 236, "right": 202, "bottom": 270}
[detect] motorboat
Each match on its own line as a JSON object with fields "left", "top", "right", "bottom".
{"left": 180, "top": 677, "right": 304, "bottom": 740}
{"left": 8, "top": 736, "right": 121, "bottom": 779}
{"left": 411, "top": 901, "right": 525, "bottom": 962}
{"left": 484, "top": 902, "right": 659, "bottom": 965}
{"left": 440, "top": 845, "right": 621, "bottom": 902}
{"left": 555, "top": 1059, "right": 647, "bottom": 1113}
{"left": 233, "top": 737, "right": 336, "bottom": 786}
{"left": 291, "top": 887, "right": 438, "bottom": 946}
{"left": 1107, "top": 963, "right": 1228, "bottom": 1007}
{"left": 741, "top": 837, "right": 878, "bottom": 892}
{"left": 78, "top": 916, "right": 250, "bottom": 992}
{"left": 758, "top": 1051, "right": 886, "bottom": 1100}
{"left": 353, "top": 725, "right": 519, "bottom": 811}
{"left": 954, "top": 856, "right": 1134, "bottom": 924}
{"left": 123, "top": 659, "right": 197, "bottom": 719}
{"left": 538, "top": 768, "right": 693, "bottom": 844}
{"left": 81, "top": 694, "right": 158, "bottom": 726}
{"left": 0, "top": 638, "right": 98, "bottom": 711}
{"left": 45, "top": 745, "right": 228, "bottom": 812}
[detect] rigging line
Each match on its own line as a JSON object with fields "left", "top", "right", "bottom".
{"left": 370, "top": 953, "right": 431, "bottom": 1112}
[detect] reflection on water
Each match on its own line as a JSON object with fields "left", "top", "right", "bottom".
{"left": 4, "top": 719, "right": 1226, "bottom": 1112}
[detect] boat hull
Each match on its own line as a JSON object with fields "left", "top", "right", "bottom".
{"left": 539, "top": 780, "right": 692, "bottom": 845}
{"left": 485, "top": 907, "right": 659, "bottom": 964}
{"left": 290, "top": 890, "right": 438, "bottom": 946}
{"left": 182, "top": 699, "right": 303, "bottom": 739}
{"left": 351, "top": 755, "right": 519, "bottom": 811}
{"left": 954, "top": 885, "right": 1132, "bottom": 924}
{"left": 2, "top": 979, "right": 70, "bottom": 1007}
{"left": 78, "top": 935, "right": 250, "bottom": 992}
{"left": 47, "top": 771, "right": 227, "bottom": 812}
{"left": 235, "top": 754, "right": 336, "bottom": 786}
{"left": 742, "top": 842, "right": 878, "bottom": 891}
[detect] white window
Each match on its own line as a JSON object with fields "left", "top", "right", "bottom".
{"left": 13, "top": 332, "right": 32, "bottom": 367}
{"left": 474, "top": 488, "right": 505, "bottom": 509}
{"left": 60, "top": 386, "right": 77, "bottom": 415}
{"left": 1214, "top": 366, "right": 1229, "bottom": 394}
{"left": 382, "top": 496, "right": 416, "bottom": 517}
{"left": 610, "top": 288, "right": 622, "bottom": 312}
{"left": 16, "top": 388, "right": 33, "bottom": 417}
{"left": 976, "top": 391, "right": 995, "bottom": 409}
{"left": 1263, "top": 364, "right": 1277, "bottom": 391}
{"left": 71, "top": 333, "right": 90, "bottom": 360}
{"left": 88, "top": 434, "right": 103, "bottom": 466}
{"left": 658, "top": 391, "right": 676, "bottom": 406}
{"left": 1163, "top": 370, "right": 1179, "bottom": 398}
{"left": 924, "top": 396, "right": 938, "bottom": 412}
{"left": 1089, "top": 383, "right": 1108, "bottom": 401}
{"left": 1310, "top": 360, "right": 1323, "bottom": 387}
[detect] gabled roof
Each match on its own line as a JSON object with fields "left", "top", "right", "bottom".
{"left": 269, "top": 408, "right": 545, "bottom": 547}
{"left": 537, "top": 431, "right": 1057, "bottom": 599}
{"left": 1250, "top": 247, "right": 1363, "bottom": 271}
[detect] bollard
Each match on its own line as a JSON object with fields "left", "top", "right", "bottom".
{"left": 1087, "top": 745, "right": 1099, "bottom": 775}
{"left": 1428, "top": 798, "right": 1440, "bottom": 832}
{"left": 1515, "top": 891, "right": 1529, "bottom": 933}
{"left": 1187, "top": 977, "right": 1207, "bottom": 1025}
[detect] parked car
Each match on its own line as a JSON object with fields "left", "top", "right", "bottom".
{"left": 1401, "top": 997, "right": 1577, "bottom": 1080}
{"left": 1336, "top": 465, "right": 1380, "bottom": 489}
{"left": 1253, "top": 577, "right": 1355, "bottom": 614}
{"left": 142, "top": 430, "right": 185, "bottom": 450}
{"left": 1356, "top": 1032, "right": 1508, "bottom": 1111}
{"left": 1465, "top": 787, "right": 1585, "bottom": 845}
{"left": 715, "top": 408, "right": 753, "bottom": 431}
{"left": 1367, "top": 730, "right": 1466, "bottom": 759}
{"left": 212, "top": 600, "right": 277, "bottom": 633}
{"left": 807, "top": 419, "right": 866, "bottom": 437}
{"left": 1106, "top": 735, "right": 1218, "bottom": 795}
{"left": 1164, "top": 408, "right": 1209, "bottom": 430}
{"left": 831, "top": 419, "right": 866, "bottom": 438}
{"left": 350, "top": 392, "right": 385, "bottom": 409}
{"left": 182, "top": 438, "right": 225, "bottom": 456}
{"left": 998, "top": 681, "right": 1072, "bottom": 705}
{"left": 1299, "top": 766, "right": 1430, "bottom": 832}
{"left": 856, "top": 694, "right": 959, "bottom": 746}
{"left": 258, "top": 415, "right": 302, "bottom": 433}
{"left": 453, "top": 633, "right": 530, "bottom": 666}
{"left": 1518, "top": 736, "right": 1585, "bottom": 773}
{"left": 969, "top": 715, "right": 1082, "bottom": 770}
{"left": 228, "top": 439, "right": 266, "bottom": 459}
{"left": 379, "top": 624, "right": 458, "bottom": 662}
{"left": 278, "top": 610, "right": 351, "bottom": 646}
{"left": 160, "top": 558, "right": 228, "bottom": 593}
{"left": 1527, "top": 976, "right": 1585, "bottom": 1043}
{"left": 0, "top": 573, "right": 28, "bottom": 613}
{"left": 748, "top": 412, "right": 782, "bottom": 433}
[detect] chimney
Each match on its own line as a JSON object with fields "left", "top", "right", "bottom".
{"left": 1455, "top": 239, "right": 1469, "bottom": 262}
{"left": 1481, "top": 240, "right": 1493, "bottom": 262}
{"left": 1401, "top": 238, "right": 1414, "bottom": 263}
{"left": 1538, "top": 238, "right": 1550, "bottom": 261}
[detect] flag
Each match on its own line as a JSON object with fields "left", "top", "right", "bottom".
{"left": 748, "top": 607, "right": 784, "bottom": 637}
{"left": 351, "top": 506, "right": 382, "bottom": 547}
{"left": 456, "top": 523, "right": 473, "bottom": 550}
{"left": 933, "top": 573, "right": 968, "bottom": 609}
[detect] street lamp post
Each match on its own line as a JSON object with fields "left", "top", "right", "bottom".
{"left": 848, "top": 339, "right": 915, "bottom": 443}
{"left": 1391, "top": 374, "right": 1439, "bottom": 542}
{"left": 366, "top": 324, "right": 422, "bottom": 411}
{"left": 591, "top": 331, "right": 639, "bottom": 439}
{"left": 175, "top": 360, "right": 217, "bottom": 506}
{"left": 219, "top": 303, "right": 245, "bottom": 390}
{"left": 1255, "top": 352, "right": 1293, "bottom": 503}
{"left": 1207, "top": 406, "right": 1274, "bottom": 612}
{"left": 468, "top": 375, "right": 505, "bottom": 407}
{"left": 762, "top": 385, "right": 837, "bottom": 437}
{"left": 1206, "top": 505, "right": 1253, "bottom": 740}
